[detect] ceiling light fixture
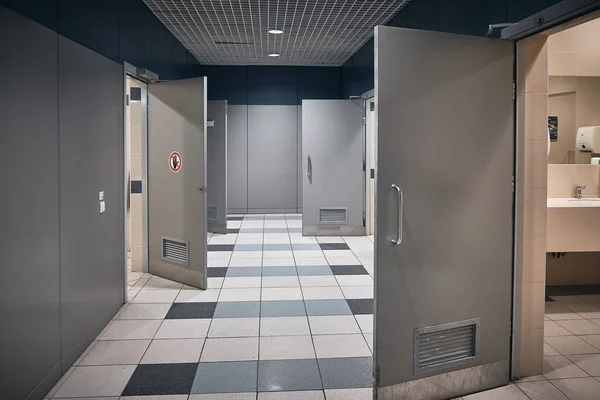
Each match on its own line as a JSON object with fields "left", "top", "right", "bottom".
{"left": 268, "top": 53, "right": 280, "bottom": 57}
{"left": 268, "top": 29, "right": 283, "bottom": 34}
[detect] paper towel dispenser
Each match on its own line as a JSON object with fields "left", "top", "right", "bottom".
{"left": 576, "top": 126, "right": 600, "bottom": 152}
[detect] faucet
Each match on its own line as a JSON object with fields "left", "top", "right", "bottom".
{"left": 575, "top": 185, "right": 587, "bottom": 199}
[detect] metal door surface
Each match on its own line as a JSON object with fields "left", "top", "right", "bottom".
{"left": 207, "top": 100, "right": 228, "bottom": 234}
{"left": 302, "top": 100, "right": 364, "bottom": 236}
{"left": 375, "top": 27, "right": 514, "bottom": 399}
{"left": 148, "top": 77, "right": 207, "bottom": 289}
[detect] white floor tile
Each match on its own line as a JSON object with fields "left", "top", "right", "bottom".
{"left": 316, "top": 237, "right": 345, "bottom": 243}
{"left": 544, "top": 321, "right": 573, "bottom": 337}
{"left": 223, "top": 277, "right": 262, "bottom": 288}
{"left": 260, "top": 317, "right": 311, "bottom": 336}
{"left": 144, "top": 277, "right": 184, "bottom": 290}
{"left": 364, "top": 333, "right": 373, "bottom": 353}
{"left": 219, "top": 288, "right": 261, "bottom": 302}
{"left": 340, "top": 286, "right": 373, "bottom": 299}
{"left": 295, "top": 257, "right": 328, "bottom": 266}
{"left": 308, "top": 316, "right": 361, "bottom": 335}
{"left": 550, "top": 377, "right": 600, "bottom": 400}
{"left": 323, "top": 250, "right": 356, "bottom": 258}
{"left": 262, "top": 257, "right": 296, "bottom": 266}
{"left": 99, "top": 320, "right": 161, "bottom": 340}
{"left": 208, "top": 258, "right": 230, "bottom": 267}
{"left": 208, "top": 317, "right": 260, "bottom": 337}
{"left": 543, "top": 355, "right": 589, "bottom": 379}
{"left": 259, "top": 391, "right": 324, "bottom": 400}
{"left": 299, "top": 276, "right": 339, "bottom": 287}
{"left": 334, "top": 275, "right": 373, "bottom": 286}
{"left": 568, "top": 353, "right": 600, "bottom": 376}
{"left": 581, "top": 335, "right": 600, "bottom": 350}
{"left": 140, "top": 338, "right": 204, "bottom": 364}
{"left": 154, "top": 319, "right": 211, "bottom": 339}
{"left": 200, "top": 337, "right": 259, "bottom": 362}
{"left": 131, "top": 289, "right": 180, "bottom": 304}
{"left": 117, "top": 303, "right": 171, "bottom": 320}
{"left": 51, "top": 366, "right": 136, "bottom": 398}
{"left": 208, "top": 251, "right": 233, "bottom": 259}
{"left": 259, "top": 335, "right": 316, "bottom": 360}
{"left": 80, "top": 340, "right": 150, "bottom": 366}
{"left": 190, "top": 394, "right": 257, "bottom": 400}
{"left": 231, "top": 251, "right": 264, "bottom": 259}
{"left": 355, "top": 315, "right": 374, "bottom": 334}
{"left": 294, "top": 250, "right": 325, "bottom": 258}
{"left": 263, "top": 251, "right": 295, "bottom": 259}
{"left": 463, "top": 384, "right": 529, "bottom": 400}
{"left": 175, "top": 289, "right": 221, "bottom": 303}
{"left": 557, "top": 319, "right": 600, "bottom": 335}
{"left": 302, "top": 286, "right": 345, "bottom": 300}
{"left": 262, "top": 276, "right": 300, "bottom": 288}
{"left": 208, "top": 277, "right": 225, "bottom": 289}
{"left": 545, "top": 335, "right": 600, "bottom": 355}
{"left": 312, "top": 334, "right": 371, "bottom": 358}
{"left": 325, "top": 388, "right": 372, "bottom": 400}
{"left": 262, "top": 287, "right": 303, "bottom": 301}
{"left": 229, "top": 258, "right": 263, "bottom": 267}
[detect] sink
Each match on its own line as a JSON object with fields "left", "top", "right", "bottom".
{"left": 569, "top": 198, "right": 600, "bottom": 202}
{"left": 548, "top": 197, "right": 600, "bottom": 208}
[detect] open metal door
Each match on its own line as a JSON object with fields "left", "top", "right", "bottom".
{"left": 302, "top": 99, "right": 364, "bottom": 236}
{"left": 148, "top": 77, "right": 207, "bottom": 289}
{"left": 374, "top": 27, "right": 514, "bottom": 399}
{"left": 207, "top": 100, "right": 228, "bottom": 234}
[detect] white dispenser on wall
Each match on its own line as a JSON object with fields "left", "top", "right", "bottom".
{"left": 576, "top": 126, "right": 600, "bottom": 152}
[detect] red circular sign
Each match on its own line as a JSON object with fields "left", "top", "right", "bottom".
{"left": 169, "top": 151, "right": 182, "bottom": 173}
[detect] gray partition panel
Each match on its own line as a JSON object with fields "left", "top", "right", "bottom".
{"left": 302, "top": 100, "right": 365, "bottom": 235}
{"left": 58, "top": 35, "right": 125, "bottom": 370}
{"left": 297, "top": 106, "right": 303, "bottom": 213}
{"left": 148, "top": 77, "right": 207, "bottom": 289}
{"left": 0, "top": 7, "right": 62, "bottom": 399}
{"left": 227, "top": 105, "right": 248, "bottom": 213}
{"left": 207, "top": 100, "right": 228, "bottom": 233}
{"left": 248, "top": 105, "right": 298, "bottom": 212}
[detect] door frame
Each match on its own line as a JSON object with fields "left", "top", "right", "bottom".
{"left": 122, "top": 62, "right": 151, "bottom": 300}
{"left": 361, "top": 89, "right": 375, "bottom": 236}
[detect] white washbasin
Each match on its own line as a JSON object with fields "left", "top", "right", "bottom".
{"left": 548, "top": 197, "right": 600, "bottom": 208}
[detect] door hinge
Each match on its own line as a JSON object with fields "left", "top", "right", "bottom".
{"left": 126, "top": 94, "right": 130, "bottom": 106}
{"left": 509, "top": 320, "right": 512, "bottom": 338}
{"left": 363, "top": 156, "right": 366, "bottom": 171}
{"left": 512, "top": 82, "right": 516, "bottom": 101}
{"left": 370, "top": 101, "right": 375, "bottom": 112}
{"left": 362, "top": 116, "right": 367, "bottom": 126}
{"left": 363, "top": 212, "right": 366, "bottom": 227}
{"left": 512, "top": 175, "right": 515, "bottom": 193}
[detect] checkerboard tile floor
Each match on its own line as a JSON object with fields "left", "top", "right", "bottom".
{"left": 46, "top": 214, "right": 375, "bottom": 399}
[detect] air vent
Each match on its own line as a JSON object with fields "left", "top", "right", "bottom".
{"left": 207, "top": 205, "right": 218, "bottom": 221}
{"left": 162, "top": 237, "right": 189, "bottom": 267}
{"left": 318, "top": 208, "right": 347, "bottom": 225}
{"left": 414, "top": 319, "right": 479, "bottom": 374}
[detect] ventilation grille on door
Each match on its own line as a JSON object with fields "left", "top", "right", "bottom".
{"left": 162, "top": 237, "right": 189, "bottom": 267}
{"left": 207, "top": 205, "right": 218, "bottom": 221}
{"left": 318, "top": 207, "right": 348, "bottom": 225}
{"left": 414, "top": 319, "right": 479, "bottom": 374}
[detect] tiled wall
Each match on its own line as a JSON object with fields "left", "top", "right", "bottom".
{"left": 518, "top": 34, "right": 549, "bottom": 377}
{"left": 548, "top": 164, "right": 600, "bottom": 197}
{"left": 548, "top": 76, "right": 600, "bottom": 164}
{"left": 548, "top": 17, "right": 600, "bottom": 76}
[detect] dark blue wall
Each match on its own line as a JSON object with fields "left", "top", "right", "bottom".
{"left": 203, "top": 66, "right": 343, "bottom": 105}
{"left": 0, "top": 0, "right": 202, "bottom": 80}
{"left": 342, "top": 0, "right": 568, "bottom": 97}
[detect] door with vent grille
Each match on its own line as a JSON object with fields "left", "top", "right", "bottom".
{"left": 302, "top": 100, "right": 364, "bottom": 236}
{"left": 374, "top": 27, "right": 514, "bottom": 398}
{"left": 147, "top": 77, "right": 207, "bottom": 289}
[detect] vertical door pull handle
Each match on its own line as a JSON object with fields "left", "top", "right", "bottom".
{"left": 307, "top": 155, "right": 312, "bottom": 181}
{"left": 390, "top": 184, "right": 403, "bottom": 245}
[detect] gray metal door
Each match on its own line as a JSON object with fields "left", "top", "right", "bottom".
{"left": 207, "top": 100, "right": 228, "bottom": 234}
{"left": 302, "top": 100, "right": 364, "bottom": 236}
{"left": 374, "top": 27, "right": 514, "bottom": 399}
{"left": 148, "top": 77, "right": 207, "bottom": 289}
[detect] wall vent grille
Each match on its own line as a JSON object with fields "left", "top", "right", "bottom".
{"left": 414, "top": 319, "right": 479, "bottom": 374}
{"left": 162, "top": 237, "right": 189, "bottom": 267}
{"left": 318, "top": 207, "right": 348, "bottom": 225}
{"left": 207, "top": 205, "right": 218, "bottom": 221}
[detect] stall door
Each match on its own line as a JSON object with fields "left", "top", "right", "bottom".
{"left": 302, "top": 100, "right": 364, "bottom": 236}
{"left": 375, "top": 27, "right": 514, "bottom": 399}
{"left": 148, "top": 77, "right": 207, "bottom": 289}
{"left": 207, "top": 100, "right": 228, "bottom": 234}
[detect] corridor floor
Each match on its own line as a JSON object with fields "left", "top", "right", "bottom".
{"left": 44, "top": 214, "right": 600, "bottom": 399}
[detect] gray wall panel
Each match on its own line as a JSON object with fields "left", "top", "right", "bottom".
{"left": 207, "top": 100, "right": 228, "bottom": 233}
{"left": 297, "top": 106, "right": 303, "bottom": 213}
{"left": 0, "top": 7, "right": 62, "bottom": 400}
{"left": 58, "top": 35, "right": 125, "bottom": 367}
{"left": 248, "top": 105, "right": 298, "bottom": 211}
{"left": 227, "top": 105, "right": 248, "bottom": 212}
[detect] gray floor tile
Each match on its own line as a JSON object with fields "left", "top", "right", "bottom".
{"left": 258, "top": 360, "right": 323, "bottom": 392}
{"left": 227, "top": 267, "right": 263, "bottom": 277}
{"left": 262, "top": 267, "right": 298, "bottom": 277}
{"left": 264, "top": 244, "right": 293, "bottom": 251}
{"left": 191, "top": 361, "right": 258, "bottom": 394}
{"left": 258, "top": 391, "right": 325, "bottom": 399}
{"left": 318, "top": 357, "right": 372, "bottom": 389}
{"left": 304, "top": 300, "right": 352, "bottom": 316}
{"left": 214, "top": 301, "right": 261, "bottom": 318}
{"left": 261, "top": 300, "right": 307, "bottom": 317}
{"left": 235, "top": 244, "right": 264, "bottom": 251}
{"left": 296, "top": 267, "right": 333, "bottom": 276}
{"left": 292, "top": 243, "right": 322, "bottom": 251}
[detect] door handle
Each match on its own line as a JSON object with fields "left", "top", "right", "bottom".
{"left": 199, "top": 186, "right": 206, "bottom": 193}
{"left": 390, "top": 184, "right": 403, "bottom": 245}
{"left": 307, "top": 155, "right": 312, "bottom": 181}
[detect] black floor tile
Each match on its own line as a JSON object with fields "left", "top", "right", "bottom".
{"left": 330, "top": 265, "right": 369, "bottom": 275}
{"left": 121, "top": 363, "right": 198, "bottom": 396}
{"left": 207, "top": 244, "right": 235, "bottom": 252}
{"left": 319, "top": 243, "right": 350, "bottom": 251}
{"left": 165, "top": 302, "right": 217, "bottom": 319}
{"left": 208, "top": 267, "right": 227, "bottom": 277}
{"left": 227, "top": 216, "right": 244, "bottom": 221}
{"left": 346, "top": 299, "right": 373, "bottom": 315}
{"left": 546, "top": 285, "right": 600, "bottom": 297}
{"left": 318, "top": 357, "right": 373, "bottom": 389}
{"left": 227, "top": 228, "right": 240, "bottom": 234}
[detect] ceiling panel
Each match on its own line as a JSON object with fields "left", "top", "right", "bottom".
{"left": 143, "top": 0, "right": 411, "bottom": 66}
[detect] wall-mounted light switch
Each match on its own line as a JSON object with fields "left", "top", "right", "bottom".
{"left": 99, "top": 191, "right": 104, "bottom": 201}
{"left": 99, "top": 201, "right": 106, "bottom": 214}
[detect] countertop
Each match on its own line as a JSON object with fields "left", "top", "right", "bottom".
{"left": 547, "top": 197, "right": 600, "bottom": 208}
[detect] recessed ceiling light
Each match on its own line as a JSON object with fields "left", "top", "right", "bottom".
{"left": 268, "top": 53, "right": 280, "bottom": 57}
{"left": 268, "top": 29, "right": 283, "bottom": 34}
